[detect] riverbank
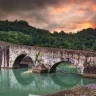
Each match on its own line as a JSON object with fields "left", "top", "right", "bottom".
{"left": 45, "top": 84, "right": 96, "bottom": 96}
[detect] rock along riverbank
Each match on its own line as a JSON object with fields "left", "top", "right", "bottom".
{"left": 45, "top": 83, "right": 96, "bottom": 96}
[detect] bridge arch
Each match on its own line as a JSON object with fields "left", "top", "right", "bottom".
{"left": 49, "top": 58, "right": 81, "bottom": 74}
{"left": 13, "top": 52, "right": 34, "bottom": 68}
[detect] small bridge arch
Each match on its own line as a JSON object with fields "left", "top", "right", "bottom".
{"left": 13, "top": 52, "right": 34, "bottom": 68}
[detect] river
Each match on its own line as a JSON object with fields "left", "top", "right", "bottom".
{"left": 0, "top": 63, "right": 96, "bottom": 96}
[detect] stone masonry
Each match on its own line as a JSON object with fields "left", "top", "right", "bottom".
{"left": 0, "top": 41, "right": 96, "bottom": 74}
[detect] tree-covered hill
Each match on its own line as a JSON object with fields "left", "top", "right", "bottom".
{"left": 0, "top": 20, "right": 96, "bottom": 51}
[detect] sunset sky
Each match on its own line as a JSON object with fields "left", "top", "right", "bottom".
{"left": 0, "top": 0, "right": 96, "bottom": 33}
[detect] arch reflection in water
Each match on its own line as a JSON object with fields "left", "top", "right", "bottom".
{"left": 51, "top": 73, "right": 82, "bottom": 88}
{"left": 13, "top": 68, "right": 34, "bottom": 85}
{"left": 0, "top": 68, "right": 96, "bottom": 96}
{"left": 13, "top": 68, "right": 82, "bottom": 94}
{"left": 13, "top": 67, "right": 81, "bottom": 88}
{"left": 13, "top": 69, "right": 66, "bottom": 95}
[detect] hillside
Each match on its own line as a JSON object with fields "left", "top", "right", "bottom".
{"left": 0, "top": 20, "right": 96, "bottom": 51}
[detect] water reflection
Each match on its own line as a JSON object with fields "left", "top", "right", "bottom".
{"left": 13, "top": 68, "right": 34, "bottom": 85}
{"left": 51, "top": 73, "right": 81, "bottom": 88}
{"left": 0, "top": 68, "right": 96, "bottom": 96}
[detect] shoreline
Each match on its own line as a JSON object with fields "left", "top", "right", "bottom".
{"left": 82, "top": 73, "right": 96, "bottom": 78}
{"left": 45, "top": 73, "right": 96, "bottom": 96}
{"left": 45, "top": 83, "right": 96, "bottom": 96}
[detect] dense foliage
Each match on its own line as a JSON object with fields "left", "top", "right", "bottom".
{"left": 0, "top": 20, "right": 96, "bottom": 51}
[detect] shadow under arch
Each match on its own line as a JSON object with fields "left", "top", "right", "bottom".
{"left": 50, "top": 73, "right": 82, "bottom": 88}
{"left": 13, "top": 69, "right": 34, "bottom": 85}
{"left": 13, "top": 53, "right": 34, "bottom": 68}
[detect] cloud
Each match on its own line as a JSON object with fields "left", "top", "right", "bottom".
{"left": 0, "top": 0, "right": 96, "bottom": 32}
{"left": 0, "top": 0, "right": 61, "bottom": 12}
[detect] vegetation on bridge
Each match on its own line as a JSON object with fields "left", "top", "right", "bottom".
{"left": 0, "top": 20, "right": 96, "bottom": 51}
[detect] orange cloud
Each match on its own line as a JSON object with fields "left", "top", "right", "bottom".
{"left": 49, "top": 6, "right": 71, "bottom": 15}
{"left": 82, "top": 22, "right": 94, "bottom": 28}
{"left": 50, "top": 22, "right": 95, "bottom": 33}
{"left": 47, "top": 1, "right": 96, "bottom": 33}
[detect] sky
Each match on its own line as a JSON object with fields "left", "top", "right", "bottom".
{"left": 0, "top": 0, "right": 96, "bottom": 33}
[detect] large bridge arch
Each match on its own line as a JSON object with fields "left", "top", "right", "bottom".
{"left": 49, "top": 62, "right": 77, "bottom": 73}
{"left": 13, "top": 52, "right": 34, "bottom": 68}
{"left": 49, "top": 58, "right": 84, "bottom": 74}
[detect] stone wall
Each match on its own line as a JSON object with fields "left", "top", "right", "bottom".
{"left": 0, "top": 41, "right": 10, "bottom": 68}
{"left": 0, "top": 46, "right": 2, "bottom": 67}
{"left": 0, "top": 41, "right": 96, "bottom": 74}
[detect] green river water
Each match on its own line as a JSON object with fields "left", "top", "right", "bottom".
{"left": 0, "top": 63, "right": 96, "bottom": 96}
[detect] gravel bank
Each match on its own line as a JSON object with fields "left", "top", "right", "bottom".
{"left": 45, "top": 84, "right": 96, "bottom": 96}
{"left": 85, "top": 83, "right": 96, "bottom": 89}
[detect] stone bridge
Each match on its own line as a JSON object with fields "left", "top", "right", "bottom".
{"left": 0, "top": 41, "right": 96, "bottom": 74}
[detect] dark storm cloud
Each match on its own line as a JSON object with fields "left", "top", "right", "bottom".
{"left": 0, "top": 0, "right": 60, "bottom": 12}
{"left": 0, "top": 0, "right": 96, "bottom": 32}
{"left": 0, "top": 13, "right": 7, "bottom": 19}
{"left": 0, "top": 0, "right": 92, "bottom": 12}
